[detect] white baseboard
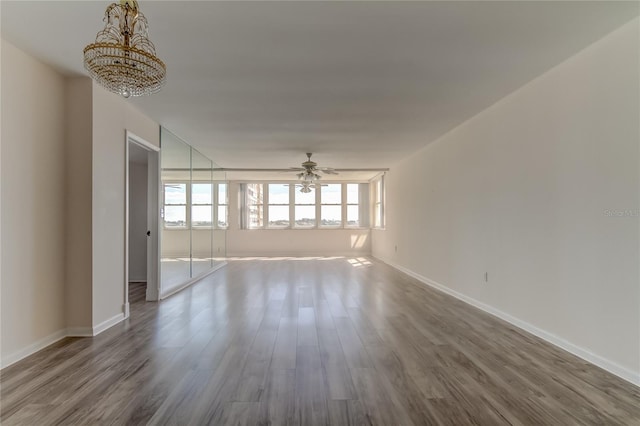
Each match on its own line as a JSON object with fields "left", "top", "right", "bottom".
{"left": 93, "top": 313, "right": 125, "bottom": 335}
{"left": 225, "top": 251, "right": 371, "bottom": 258}
{"left": 66, "top": 327, "right": 93, "bottom": 337}
{"left": 374, "top": 255, "right": 640, "bottom": 388}
{"left": 2, "top": 313, "right": 128, "bottom": 370}
{"left": 0, "top": 329, "right": 68, "bottom": 369}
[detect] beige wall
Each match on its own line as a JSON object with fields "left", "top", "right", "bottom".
{"left": 1, "top": 39, "right": 67, "bottom": 363}
{"left": 91, "top": 84, "right": 159, "bottom": 327}
{"left": 65, "top": 77, "right": 93, "bottom": 331}
{"left": 373, "top": 19, "right": 640, "bottom": 384}
{"left": 1, "top": 41, "right": 160, "bottom": 365}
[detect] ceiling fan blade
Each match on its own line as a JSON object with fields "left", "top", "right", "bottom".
{"left": 320, "top": 169, "right": 339, "bottom": 175}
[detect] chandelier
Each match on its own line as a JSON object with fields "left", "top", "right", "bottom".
{"left": 83, "top": 0, "right": 166, "bottom": 98}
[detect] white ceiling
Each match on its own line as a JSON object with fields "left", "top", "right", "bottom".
{"left": 2, "top": 1, "right": 638, "bottom": 174}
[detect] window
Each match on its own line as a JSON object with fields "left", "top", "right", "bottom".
{"left": 163, "top": 183, "right": 187, "bottom": 228}
{"left": 191, "top": 183, "right": 213, "bottom": 227}
{"left": 346, "top": 183, "right": 360, "bottom": 227}
{"left": 294, "top": 187, "right": 315, "bottom": 228}
{"left": 216, "top": 183, "right": 228, "bottom": 228}
{"left": 247, "top": 183, "right": 264, "bottom": 229}
{"left": 163, "top": 181, "right": 228, "bottom": 229}
{"left": 373, "top": 175, "right": 385, "bottom": 229}
{"left": 268, "top": 184, "right": 290, "bottom": 228}
{"left": 241, "top": 182, "right": 369, "bottom": 230}
{"left": 320, "top": 184, "right": 342, "bottom": 227}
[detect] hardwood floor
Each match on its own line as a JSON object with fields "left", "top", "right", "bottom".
{"left": 1, "top": 257, "right": 639, "bottom": 425}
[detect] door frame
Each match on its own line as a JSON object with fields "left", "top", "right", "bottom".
{"left": 125, "top": 130, "right": 161, "bottom": 318}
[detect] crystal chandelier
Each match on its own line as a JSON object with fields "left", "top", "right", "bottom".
{"left": 83, "top": 0, "right": 166, "bottom": 98}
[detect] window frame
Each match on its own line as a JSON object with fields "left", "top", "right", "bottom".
{"left": 162, "top": 181, "right": 189, "bottom": 230}
{"left": 162, "top": 180, "right": 229, "bottom": 230}
{"left": 245, "top": 182, "right": 265, "bottom": 229}
{"left": 241, "top": 181, "right": 370, "bottom": 230}
{"left": 345, "top": 183, "right": 361, "bottom": 228}
{"left": 293, "top": 185, "right": 317, "bottom": 229}
{"left": 191, "top": 182, "right": 214, "bottom": 229}
{"left": 372, "top": 174, "right": 385, "bottom": 229}
{"left": 214, "top": 182, "right": 229, "bottom": 229}
{"left": 319, "top": 183, "right": 343, "bottom": 228}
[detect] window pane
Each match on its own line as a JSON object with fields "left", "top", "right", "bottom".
{"left": 217, "top": 206, "right": 228, "bottom": 228}
{"left": 268, "top": 184, "right": 289, "bottom": 204}
{"left": 295, "top": 188, "right": 315, "bottom": 204}
{"left": 347, "top": 205, "right": 359, "bottom": 227}
{"left": 268, "top": 205, "right": 289, "bottom": 228}
{"left": 218, "top": 183, "right": 227, "bottom": 203}
{"left": 347, "top": 183, "right": 359, "bottom": 204}
{"left": 295, "top": 206, "right": 315, "bottom": 228}
{"left": 247, "top": 183, "right": 263, "bottom": 204}
{"left": 165, "top": 183, "right": 186, "bottom": 204}
{"left": 321, "top": 205, "right": 341, "bottom": 227}
{"left": 192, "top": 205, "right": 212, "bottom": 227}
{"left": 248, "top": 205, "right": 263, "bottom": 229}
{"left": 164, "top": 206, "right": 186, "bottom": 227}
{"left": 192, "top": 183, "right": 212, "bottom": 204}
{"left": 321, "top": 184, "right": 341, "bottom": 204}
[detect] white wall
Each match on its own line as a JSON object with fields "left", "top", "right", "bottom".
{"left": 129, "top": 161, "right": 148, "bottom": 281}
{"left": 92, "top": 84, "right": 159, "bottom": 327}
{"left": 1, "top": 39, "right": 67, "bottom": 363}
{"left": 226, "top": 229, "right": 370, "bottom": 257}
{"left": 373, "top": 19, "right": 640, "bottom": 384}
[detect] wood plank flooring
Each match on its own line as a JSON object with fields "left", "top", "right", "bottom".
{"left": 2, "top": 257, "right": 639, "bottom": 425}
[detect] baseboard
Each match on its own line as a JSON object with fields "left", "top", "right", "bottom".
{"left": 160, "top": 261, "right": 228, "bottom": 300}
{"left": 93, "top": 313, "right": 125, "bottom": 335}
{"left": 2, "top": 314, "right": 126, "bottom": 370}
{"left": 225, "top": 251, "right": 371, "bottom": 258}
{"left": 0, "top": 329, "right": 68, "bottom": 369}
{"left": 374, "top": 255, "right": 640, "bottom": 387}
{"left": 66, "top": 327, "right": 93, "bottom": 337}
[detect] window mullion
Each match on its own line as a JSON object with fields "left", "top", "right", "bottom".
{"left": 263, "top": 183, "right": 269, "bottom": 229}
{"left": 289, "top": 184, "right": 294, "bottom": 230}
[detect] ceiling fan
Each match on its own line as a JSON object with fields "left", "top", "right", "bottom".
{"left": 290, "top": 153, "right": 338, "bottom": 182}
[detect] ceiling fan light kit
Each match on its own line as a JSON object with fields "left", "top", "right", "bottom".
{"left": 291, "top": 153, "right": 338, "bottom": 191}
{"left": 83, "top": 0, "right": 166, "bottom": 98}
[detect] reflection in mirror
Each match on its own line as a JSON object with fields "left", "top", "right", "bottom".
{"left": 191, "top": 148, "right": 212, "bottom": 277}
{"left": 159, "top": 128, "right": 227, "bottom": 297}
{"left": 160, "top": 129, "right": 191, "bottom": 295}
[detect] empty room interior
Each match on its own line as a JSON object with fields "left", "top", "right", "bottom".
{"left": 1, "top": 1, "right": 639, "bottom": 425}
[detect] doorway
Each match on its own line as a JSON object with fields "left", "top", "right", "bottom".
{"left": 125, "top": 131, "right": 160, "bottom": 318}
